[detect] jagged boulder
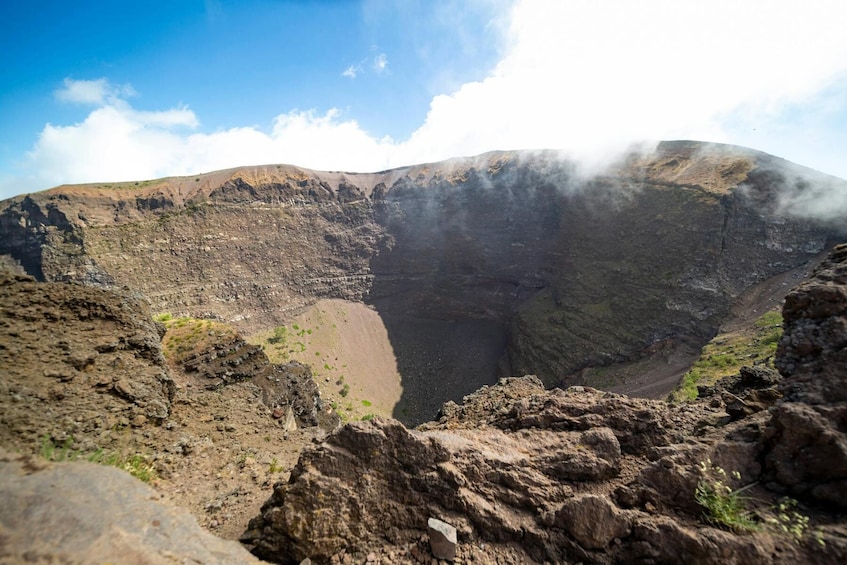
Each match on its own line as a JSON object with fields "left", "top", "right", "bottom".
{"left": 775, "top": 243, "right": 847, "bottom": 404}
{"left": 765, "top": 244, "right": 847, "bottom": 507}
{"left": 255, "top": 361, "right": 339, "bottom": 429}
{"left": 427, "top": 518, "right": 457, "bottom": 561}
{"left": 179, "top": 331, "right": 336, "bottom": 429}
{"left": 697, "top": 365, "right": 783, "bottom": 421}
{"left": 243, "top": 385, "right": 629, "bottom": 562}
{"left": 551, "top": 494, "right": 634, "bottom": 550}
{"left": 183, "top": 336, "right": 271, "bottom": 387}
{"left": 244, "top": 376, "right": 843, "bottom": 564}
{"left": 0, "top": 449, "right": 260, "bottom": 564}
{"left": 430, "top": 376, "right": 710, "bottom": 454}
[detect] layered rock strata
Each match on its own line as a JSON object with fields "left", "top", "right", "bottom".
{"left": 2, "top": 143, "right": 843, "bottom": 408}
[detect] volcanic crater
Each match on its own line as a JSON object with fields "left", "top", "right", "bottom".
{"left": 1, "top": 140, "right": 845, "bottom": 425}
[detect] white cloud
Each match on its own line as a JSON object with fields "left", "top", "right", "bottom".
{"left": 343, "top": 52, "right": 389, "bottom": 79}
{"left": 55, "top": 78, "right": 136, "bottom": 106}
{"left": 342, "top": 65, "right": 359, "bottom": 79}
{"left": 397, "top": 0, "right": 847, "bottom": 169}
{"left": 55, "top": 78, "right": 111, "bottom": 105}
{"left": 4, "top": 0, "right": 847, "bottom": 199}
{"left": 373, "top": 53, "right": 389, "bottom": 74}
{"left": 131, "top": 106, "right": 199, "bottom": 129}
{"left": 23, "top": 105, "right": 198, "bottom": 187}
{"left": 8, "top": 101, "right": 395, "bottom": 192}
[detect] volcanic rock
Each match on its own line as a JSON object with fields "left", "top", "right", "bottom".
{"left": 553, "top": 494, "right": 633, "bottom": 550}
{"left": 775, "top": 243, "right": 847, "bottom": 404}
{"left": 0, "top": 449, "right": 261, "bottom": 564}
{"left": 244, "top": 244, "right": 847, "bottom": 564}
{"left": 765, "top": 243, "right": 847, "bottom": 507}
{"left": 427, "top": 517, "right": 457, "bottom": 561}
{"left": 0, "top": 161, "right": 846, "bottom": 564}
{"left": 697, "top": 365, "right": 783, "bottom": 420}
{"left": 0, "top": 273, "right": 174, "bottom": 453}
{"left": 243, "top": 376, "right": 827, "bottom": 564}
{"left": 179, "top": 331, "right": 336, "bottom": 429}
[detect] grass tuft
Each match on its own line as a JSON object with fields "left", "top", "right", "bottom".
{"left": 695, "top": 460, "right": 759, "bottom": 533}
{"left": 39, "top": 436, "right": 158, "bottom": 483}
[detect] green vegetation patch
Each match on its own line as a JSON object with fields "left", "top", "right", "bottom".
{"left": 159, "top": 315, "right": 238, "bottom": 363}
{"left": 695, "top": 459, "right": 825, "bottom": 546}
{"left": 696, "top": 460, "right": 758, "bottom": 532}
{"left": 40, "top": 436, "right": 158, "bottom": 483}
{"left": 669, "top": 309, "right": 783, "bottom": 402}
{"left": 267, "top": 325, "right": 288, "bottom": 345}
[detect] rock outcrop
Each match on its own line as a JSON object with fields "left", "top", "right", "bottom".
{"left": 0, "top": 161, "right": 845, "bottom": 564}
{"left": 0, "top": 449, "right": 261, "bottom": 565}
{"left": 0, "top": 268, "right": 339, "bottom": 549}
{"left": 0, "top": 272, "right": 174, "bottom": 453}
{"left": 243, "top": 245, "right": 847, "bottom": 564}
{"left": 0, "top": 268, "right": 335, "bottom": 456}
{"left": 243, "top": 378, "right": 808, "bottom": 564}
{"left": 697, "top": 365, "right": 782, "bottom": 421}
{"left": 179, "top": 334, "right": 336, "bottom": 429}
{"left": 765, "top": 243, "right": 847, "bottom": 507}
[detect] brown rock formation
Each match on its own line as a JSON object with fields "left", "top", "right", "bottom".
{"left": 0, "top": 449, "right": 261, "bottom": 565}
{"left": 0, "top": 272, "right": 174, "bottom": 453}
{"left": 765, "top": 243, "right": 847, "bottom": 507}
{"left": 179, "top": 334, "right": 337, "bottom": 429}
{"left": 0, "top": 270, "right": 340, "bottom": 546}
{"left": 0, "top": 172, "right": 845, "bottom": 564}
{"left": 244, "top": 377, "right": 821, "bottom": 564}
{"left": 243, "top": 245, "right": 847, "bottom": 564}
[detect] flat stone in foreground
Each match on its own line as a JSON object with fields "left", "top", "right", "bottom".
{"left": 0, "top": 450, "right": 261, "bottom": 565}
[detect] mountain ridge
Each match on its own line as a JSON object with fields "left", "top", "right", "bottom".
{"left": 1, "top": 140, "right": 845, "bottom": 423}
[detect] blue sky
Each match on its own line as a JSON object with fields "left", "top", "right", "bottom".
{"left": 1, "top": 0, "right": 846, "bottom": 200}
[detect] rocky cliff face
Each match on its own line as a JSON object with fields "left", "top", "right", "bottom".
{"left": 0, "top": 271, "right": 174, "bottom": 453}
{"left": 243, "top": 244, "right": 847, "bottom": 565}
{"left": 0, "top": 271, "right": 333, "bottom": 455}
{"left": 1, "top": 141, "right": 844, "bottom": 422}
{"left": 0, "top": 268, "right": 339, "bottom": 545}
{"left": 0, "top": 211, "right": 844, "bottom": 564}
{"left": 765, "top": 243, "right": 847, "bottom": 507}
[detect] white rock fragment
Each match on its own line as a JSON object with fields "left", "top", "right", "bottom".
{"left": 427, "top": 517, "right": 457, "bottom": 561}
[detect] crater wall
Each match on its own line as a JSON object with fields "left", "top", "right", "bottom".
{"left": 2, "top": 142, "right": 843, "bottom": 423}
